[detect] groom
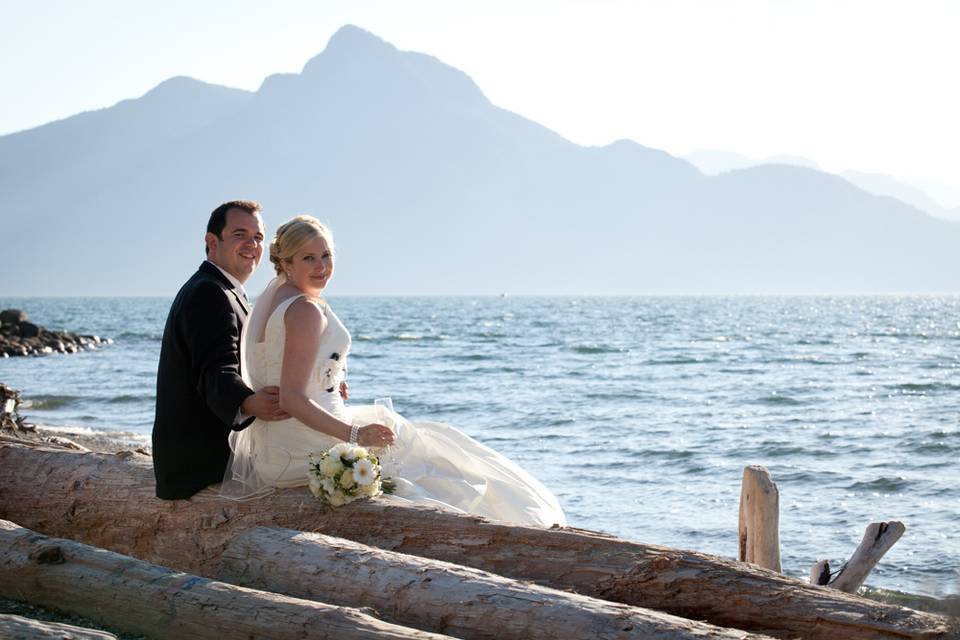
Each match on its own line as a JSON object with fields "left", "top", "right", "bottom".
{"left": 152, "top": 200, "right": 287, "bottom": 500}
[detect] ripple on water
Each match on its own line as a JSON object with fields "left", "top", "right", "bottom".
{"left": 21, "top": 395, "right": 77, "bottom": 409}
{"left": 846, "top": 476, "right": 911, "bottom": 492}
{"left": 886, "top": 382, "right": 960, "bottom": 395}
{"left": 107, "top": 394, "right": 152, "bottom": 404}
{"left": 905, "top": 440, "right": 953, "bottom": 455}
{"left": 645, "top": 356, "right": 716, "bottom": 365}
{"left": 569, "top": 345, "right": 627, "bottom": 354}
{"left": 754, "top": 394, "right": 805, "bottom": 406}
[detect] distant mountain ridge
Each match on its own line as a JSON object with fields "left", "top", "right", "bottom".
{"left": 2, "top": 25, "right": 958, "bottom": 295}
{"left": 683, "top": 149, "right": 960, "bottom": 222}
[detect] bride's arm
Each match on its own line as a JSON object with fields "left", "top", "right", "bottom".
{"left": 279, "top": 298, "right": 393, "bottom": 447}
{"left": 279, "top": 298, "right": 352, "bottom": 441}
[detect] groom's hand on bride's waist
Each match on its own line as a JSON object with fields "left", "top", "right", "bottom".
{"left": 241, "top": 386, "right": 289, "bottom": 421}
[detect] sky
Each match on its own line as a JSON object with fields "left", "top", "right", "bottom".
{"left": 2, "top": 0, "right": 958, "bottom": 194}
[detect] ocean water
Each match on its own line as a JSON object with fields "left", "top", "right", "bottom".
{"left": 1, "top": 295, "right": 958, "bottom": 597}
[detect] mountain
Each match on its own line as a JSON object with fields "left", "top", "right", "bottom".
{"left": 2, "top": 25, "right": 958, "bottom": 295}
{"left": 684, "top": 150, "right": 821, "bottom": 175}
{"left": 840, "top": 170, "right": 960, "bottom": 221}
{"left": 685, "top": 149, "right": 960, "bottom": 223}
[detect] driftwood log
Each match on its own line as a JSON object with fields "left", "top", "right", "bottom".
{"left": 831, "top": 522, "right": 907, "bottom": 594}
{"left": 221, "top": 526, "right": 774, "bottom": 640}
{"left": 0, "top": 442, "right": 953, "bottom": 640}
{"left": 738, "top": 465, "right": 781, "bottom": 572}
{"left": 0, "top": 614, "right": 117, "bottom": 640}
{"left": 0, "top": 520, "right": 452, "bottom": 640}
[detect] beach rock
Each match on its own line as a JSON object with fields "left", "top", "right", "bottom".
{"left": 0, "top": 312, "right": 110, "bottom": 358}
{"left": 18, "top": 321, "right": 41, "bottom": 338}
{"left": 0, "top": 309, "right": 27, "bottom": 325}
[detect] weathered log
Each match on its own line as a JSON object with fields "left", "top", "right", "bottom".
{"left": 0, "top": 520, "right": 452, "bottom": 640}
{"left": 0, "top": 614, "right": 117, "bottom": 639}
{"left": 0, "top": 443, "right": 952, "bottom": 640}
{"left": 221, "top": 526, "right": 775, "bottom": 640}
{"left": 832, "top": 522, "right": 907, "bottom": 594}
{"left": 738, "top": 465, "right": 781, "bottom": 572}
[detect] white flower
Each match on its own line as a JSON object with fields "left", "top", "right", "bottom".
{"left": 329, "top": 443, "right": 351, "bottom": 458}
{"left": 361, "top": 480, "right": 380, "bottom": 497}
{"left": 339, "top": 469, "right": 356, "bottom": 489}
{"left": 342, "top": 445, "right": 365, "bottom": 462}
{"left": 321, "top": 478, "right": 336, "bottom": 496}
{"left": 319, "top": 454, "right": 343, "bottom": 477}
{"left": 308, "top": 475, "right": 323, "bottom": 498}
{"left": 353, "top": 458, "right": 376, "bottom": 486}
{"left": 328, "top": 490, "right": 348, "bottom": 507}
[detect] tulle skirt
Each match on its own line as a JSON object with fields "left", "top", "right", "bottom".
{"left": 248, "top": 404, "right": 566, "bottom": 528}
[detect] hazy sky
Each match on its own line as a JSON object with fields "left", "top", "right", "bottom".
{"left": 2, "top": 0, "right": 957, "bottom": 187}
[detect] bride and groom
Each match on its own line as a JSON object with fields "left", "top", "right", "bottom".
{"left": 152, "top": 200, "right": 565, "bottom": 528}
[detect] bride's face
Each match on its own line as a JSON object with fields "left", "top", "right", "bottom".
{"left": 285, "top": 235, "right": 334, "bottom": 295}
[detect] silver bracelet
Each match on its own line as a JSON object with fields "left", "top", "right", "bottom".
{"left": 349, "top": 424, "right": 360, "bottom": 444}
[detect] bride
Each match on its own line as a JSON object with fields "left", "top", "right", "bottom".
{"left": 223, "top": 215, "right": 566, "bottom": 527}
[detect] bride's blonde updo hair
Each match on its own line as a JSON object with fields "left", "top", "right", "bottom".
{"left": 269, "top": 215, "right": 335, "bottom": 276}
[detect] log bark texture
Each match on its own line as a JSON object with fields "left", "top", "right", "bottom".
{"left": 0, "top": 442, "right": 953, "bottom": 640}
{"left": 0, "top": 520, "right": 452, "bottom": 640}
{"left": 738, "top": 465, "right": 781, "bottom": 572}
{"left": 221, "top": 526, "right": 774, "bottom": 640}
{"left": 0, "top": 614, "right": 117, "bottom": 639}
{"left": 832, "top": 522, "right": 907, "bottom": 594}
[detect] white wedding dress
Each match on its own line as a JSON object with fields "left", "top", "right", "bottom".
{"left": 228, "top": 293, "right": 566, "bottom": 528}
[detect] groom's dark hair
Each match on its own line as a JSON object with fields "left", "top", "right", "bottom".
{"left": 205, "top": 200, "right": 262, "bottom": 254}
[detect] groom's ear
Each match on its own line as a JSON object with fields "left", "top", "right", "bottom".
{"left": 204, "top": 231, "right": 218, "bottom": 256}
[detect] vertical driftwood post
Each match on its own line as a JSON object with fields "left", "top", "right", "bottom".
{"left": 738, "top": 465, "right": 782, "bottom": 572}
{"left": 831, "top": 521, "right": 906, "bottom": 594}
{"left": 810, "top": 559, "right": 831, "bottom": 585}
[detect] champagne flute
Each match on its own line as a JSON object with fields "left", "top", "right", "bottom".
{"left": 374, "top": 396, "right": 395, "bottom": 417}
{"left": 374, "top": 397, "right": 401, "bottom": 475}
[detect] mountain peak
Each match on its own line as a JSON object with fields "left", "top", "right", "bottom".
{"left": 327, "top": 24, "right": 394, "bottom": 54}
{"left": 292, "top": 24, "right": 489, "bottom": 109}
{"left": 302, "top": 25, "right": 396, "bottom": 74}
{"left": 137, "top": 76, "right": 251, "bottom": 105}
{"left": 142, "top": 76, "right": 205, "bottom": 98}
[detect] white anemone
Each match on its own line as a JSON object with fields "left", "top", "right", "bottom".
{"left": 353, "top": 458, "right": 376, "bottom": 486}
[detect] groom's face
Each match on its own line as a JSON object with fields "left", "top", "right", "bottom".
{"left": 206, "top": 209, "right": 265, "bottom": 283}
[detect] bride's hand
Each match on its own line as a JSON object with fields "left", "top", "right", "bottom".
{"left": 358, "top": 423, "right": 395, "bottom": 448}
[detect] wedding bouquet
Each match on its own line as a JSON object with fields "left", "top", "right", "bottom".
{"left": 307, "top": 442, "right": 385, "bottom": 506}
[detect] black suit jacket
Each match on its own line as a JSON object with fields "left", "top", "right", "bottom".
{"left": 152, "top": 261, "right": 255, "bottom": 499}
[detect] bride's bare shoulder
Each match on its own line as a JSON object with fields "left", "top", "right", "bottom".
{"left": 283, "top": 295, "right": 327, "bottom": 335}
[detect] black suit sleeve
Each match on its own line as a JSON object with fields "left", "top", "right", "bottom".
{"left": 180, "top": 281, "right": 254, "bottom": 428}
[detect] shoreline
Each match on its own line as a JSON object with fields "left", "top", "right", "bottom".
{"left": 32, "top": 424, "right": 151, "bottom": 455}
